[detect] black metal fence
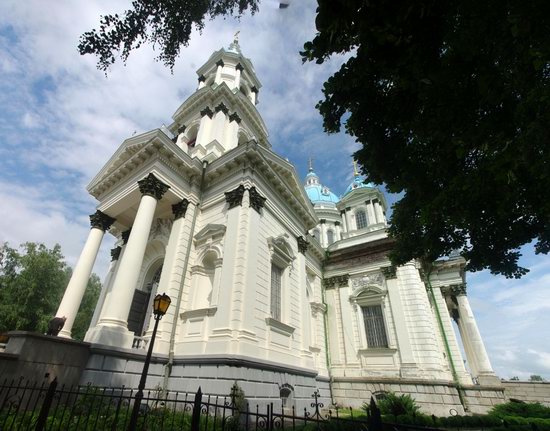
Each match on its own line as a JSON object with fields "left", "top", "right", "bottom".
{"left": 0, "top": 378, "right": 374, "bottom": 431}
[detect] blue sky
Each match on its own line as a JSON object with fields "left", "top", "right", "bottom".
{"left": 0, "top": 0, "right": 549, "bottom": 380}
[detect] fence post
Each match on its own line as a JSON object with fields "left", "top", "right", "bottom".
{"left": 35, "top": 378, "right": 58, "bottom": 431}
{"left": 191, "top": 387, "right": 202, "bottom": 431}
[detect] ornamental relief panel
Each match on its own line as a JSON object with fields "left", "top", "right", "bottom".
{"left": 148, "top": 218, "right": 173, "bottom": 244}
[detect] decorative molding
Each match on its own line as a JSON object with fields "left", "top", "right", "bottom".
{"left": 319, "top": 219, "right": 326, "bottom": 224}
{"left": 248, "top": 187, "right": 266, "bottom": 213}
{"left": 198, "top": 75, "right": 206, "bottom": 82}
{"left": 381, "top": 266, "right": 397, "bottom": 279}
{"left": 148, "top": 218, "right": 172, "bottom": 242}
{"left": 121, "top": 229, "right": 132, "bottom": 245}
{"left": 215, "top": 103, "right": 229, "bottom": 114}
{"left": 137, "top": 173, "right": 170, "bottom": 200}
{"left": 235, "top": 63, "right": 244, "bottom": 72}
{"left": 310, "top": 301, "right": 327, "bottom": 316}
{"left": 200, "top": 106, "right": 214, "bottom": 118}
{"left": 225, "top": 185, "right": 246, "bottom": 209}
{"left": 352, "top": 273, "right": 384, "bottom": 289}
{"left": 215, "top": 59, "right": 225, "bottom": 68}
{"left": 180, "top": 307, "right": 218, "bottom": 321}
{"left": 172, "top": 199, "right": 189, "bottom": 219}
{"left": 334, "top": 221, "right": 341, "bottom": 226}
{"left": 110, "top": 246, "right": 121, "bottom": 261}
{"left": 450, "top": 283, "right": 467, "bottom": 296}
{"left": 265, "top": 317, "right": 295, "bottom": 335}
{"left": 323, "top": 274, "right": 349, "bottom": 289}
{"left": 89, "top": 210, "right": 115, "bottom": 231}
{"left": 229, "top": 112, "right": 241, "bottom": 123}
{"left": 297, "top": 236, "right": 309, "bottom": 254}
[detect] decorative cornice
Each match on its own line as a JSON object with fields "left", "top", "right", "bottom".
{"left": 137, "top": 173, "right": 170, "bottom": 200}
{"left": 215, "top": 59, "right": 225, "bottom": 68}
{"left": 235, "top": 63, "right": 244, "bottom": 72}
{"left": 450, "top": 283, "right": 467, "bottom": 296}
{"left": 200, "top": 106, "right": 214, "bottom": 118}
{"left": 198, "top": 75, "right": 206, "bottom": 82}
{"left": 229, "top": 112, "right": 241, "bottom": 124}
{"left": 297, "top": 236, "right": 309, "bottom": 254}
{"left": 111, "top": 246, "right": 122, "bottom": 261}
{"left": 381, "top": 266, "right": 397, "bottom": 279}
{"left": 172, "top": 199, "right": 189, "bottom": 220}
{"left": 215, "top": 103, "right": 229, "bottom": 114}
{"left": 89, "top": 210, "right": 115, "bottom": 231}
{"left": 248, "top": 187, "right": 266, "bottom": 213}
{"left": 225, "top": 185, "right": 246, "bottom": 209}
{"left": 122, "top": 229, "right": 132, "bottom": 245}
{"left": 323, "top": 274, "right": 349, "bottom": 289}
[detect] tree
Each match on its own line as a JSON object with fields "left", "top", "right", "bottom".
{"left": 78, "top": 0, "right": 259, "bottom": 72}
{"left": 79, "top": 1, "right": 550, "bottom": 277}
{"left": 0, "top": 242, "right": 101, "bottom": 339}
{"left": 302, "top": 0, "right": 550, "bottom": 278}
{"left": 529, "top": 375, "right": 545, "bottom": 382}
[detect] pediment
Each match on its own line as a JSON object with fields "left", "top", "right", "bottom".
{"left": 194, "top": 224, "right": 226, "bottom": 243}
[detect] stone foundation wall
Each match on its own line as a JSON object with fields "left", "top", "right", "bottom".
{"left": 331, "top": 378, "right": 505, "bottom": 416}
{"left": 81, "top": 345, "right": 331, "bottom": 412}
{"left": 502, "top": 381, "right": 550, "bottom": 406}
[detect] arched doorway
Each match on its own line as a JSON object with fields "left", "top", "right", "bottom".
{"left": 127, "top": 263, "right": 163, "bottom": 336}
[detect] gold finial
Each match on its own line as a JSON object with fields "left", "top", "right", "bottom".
{"left": 353, "top": 160, "right": 360, "bottom": 177}
{"left": 233, "top": 31, "right": 240, "bottom": 45}
{"left": 308, "top": 157, "right": 313, "bottom": 172}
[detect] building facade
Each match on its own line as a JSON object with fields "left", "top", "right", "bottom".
{"left": 55, "top": 40, "right": 503, "bottom": 415}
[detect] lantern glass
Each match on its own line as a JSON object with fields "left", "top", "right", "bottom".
{"left": 153, "top": 293, "right": 171, "bottom": 316}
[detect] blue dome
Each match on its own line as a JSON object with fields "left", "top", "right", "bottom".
{"left": 304, "top": 170, "right": 339, "bottom": 206}
{"left": 343, "top": 174, "right": 376, "bottom": 197}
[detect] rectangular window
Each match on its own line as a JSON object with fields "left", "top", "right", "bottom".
{"left": 361, "top": 305, "right": 388, "bottom": 348}
{"left": 356, "top": 210, "right": 367, "bottom": 229}
{"left": 271, "top": 264, "right": 283, "bottom": 320}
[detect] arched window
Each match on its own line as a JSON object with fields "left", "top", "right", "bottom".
{"left": 280, "top": 385, "right": 294, "bottom": 408}
{"left": 356, "top": 210, "right": 367, "bottom": 230}
{"left": 327, "top": 229, "right": 334, "bottom": 245}
{"left": 312, "top": 229, "right": 320, "bottom": 240}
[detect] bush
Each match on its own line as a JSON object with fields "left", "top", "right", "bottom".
{"left": 367, "top": 392, "right": 420, "bottom": 417}
{"left": 489, "top": 401, "right": 550, "bottom": 419}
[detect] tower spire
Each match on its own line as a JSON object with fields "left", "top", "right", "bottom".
{"left": 228, "top": 30, "right": 242, "bottom": 53}
{"left": 353, "top": 160, "right": 360, "bottom": 177}
{"left": 308, "top": 157, "right": 314, "bottom": 172}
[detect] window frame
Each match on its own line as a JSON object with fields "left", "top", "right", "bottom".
{"left": 355, "top": 209, "right": 368, "bottom": 230}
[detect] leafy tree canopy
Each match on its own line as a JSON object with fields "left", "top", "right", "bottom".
{"left": 0, "top": 243, "right": 100, "bottom": 340}
{"left": 78, "top": 0, "right": 259, "bottom": 71}
{"left": 79, "top": 0, "right": 550, "bottom": 277}
{"left": 302, "top": 0, "right": 550, "bottom": 278}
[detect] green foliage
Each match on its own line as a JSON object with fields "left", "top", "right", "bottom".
{"left": 78, "top": 0, "right": 259, "bottom": 72}
{"left": 0, "top": 242, "right": 101, "bottom": 338}
{"left": 530, "top": 374, "right": 546, "bottom": 382}
{"left": 490, "top": 401, "right": 550, "bottom": 419}
{"left": 303, "top": 0, "right": 550, "bottom": 278}
{"left": 364, "top": 392, "right": 420, "bottom": 417}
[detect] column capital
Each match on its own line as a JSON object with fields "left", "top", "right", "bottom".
{"left": 89, "top": 210, "right": 115, "bottom": 231}
{"left": 248, "top": 187, "right": 266, "bottom": 213}
{"left": 121, "top": 229, "right": 132, "bottom": 245}
{"left": 215, "top": 59, "right": 225, "bottom": 68}
{"left": 225, "top": 185, "right": 246, "bottom": 209}
{"left": 172, "top": 199, "right": 189, "bottom": 220}
{"left": 138, "top": 173, "right": 170, "bottom": 200}
{"left": 297, "top": 236, "right": 309, "bottom": 254}
{"left": 381, "top": 265, "right": 397, "bottom": 280}
{"left": 451, "top": 283, "right": 467, "bottom": 296}
{"left": 111, "top": 246, "right": 122, "bottom": 261}
{"left": 229, "top": 112, "right": 241, "bottom": 124}
{"left": 235, "top": 63, "right": 244, "bottom": 72}
{"left": 323, "top": 274, "right": 349, "bottom": 289}
{"left": 215, "top": 103, "right": 229, "bottom": 114}
{"left": 200, "top": 106, "right": 214, "bottom": 118}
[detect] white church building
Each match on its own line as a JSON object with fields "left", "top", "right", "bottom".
{"left": 55, "top": 40, "right": 505, "bottom": 415}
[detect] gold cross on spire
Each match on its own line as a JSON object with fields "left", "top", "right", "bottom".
{"left": 233, "top": 31, "right": 240, "bottom": 45}
{"left": 308, "top": 157, "right": 313, "bottom": 172}
{"left": 353, "top": 160, "right": 360, "bottom": 177}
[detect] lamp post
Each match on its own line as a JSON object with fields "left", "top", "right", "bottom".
{"left": 128, "top": 293, "right": 171, "bottom": 431}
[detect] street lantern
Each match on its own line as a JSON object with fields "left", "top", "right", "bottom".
{"left": 128, "top": 292, "right": 171, "bottom": 431}
{"left": 153, "top": 293, "right": 171, "bottom": 317}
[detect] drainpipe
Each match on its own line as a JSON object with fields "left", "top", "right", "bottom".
{"left": 423, "top": 261, "right": 468, "bottom": 411}
{"left": 162, "top": 160, "right": 208, "bottom": 391}
{"left": 321, "top": 251, "right": 334, "bottom": 405}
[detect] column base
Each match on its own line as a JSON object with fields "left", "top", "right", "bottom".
{"left": 477, "top": 373, "right": 502, "bottom": 387}
{"left": 85, "top": 324, "right": 135, "bottom": 349}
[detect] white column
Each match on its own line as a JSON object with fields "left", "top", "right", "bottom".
{"left": 196, "top": 113, "right": 212, "bottom": 147}
{"left": 56, "top": 211, "right": 114, "bottom": 338}
{"left": 374, "top": 200, "right": 385, "bottom": 224}
{"left": 320, "top": 221, "right": 327, "bottom": 248}
{"left": 345, "top": 208, "right": 353, "bottom": 231}
{"left": 335, "top": 222, "right": 342, "bottom": 240}
{"left": 91, "top": 174, "right": 169, "bottom": 348}
{"left": 234, "top": 64, "right": 242, "bottom": 90}
{"left": 250, "top": 87, "right": 257, "bottom": 105}
{"left": 88, "top": 246, "right": 120, "bottom": 330}
{"left": 340, "top": 211, "right": 348, "bottom": 233}
{"left": 214, "top": 61, "right": 224, "bottom": 84}
{"left": 455, "top": 287, "right": 496, "bottom": 381}
{"left": 211, "top": 109, "right": 227, "bottom": 143}
{"left": 366, "top": 201, "right": 376, "bottom": 225}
